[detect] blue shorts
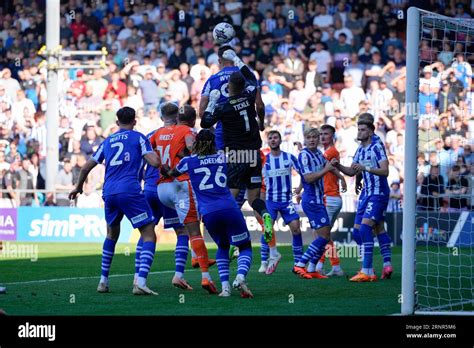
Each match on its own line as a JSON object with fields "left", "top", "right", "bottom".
{"left": 202, "top": 208, "right": 251, "bottom": 247}
{"left": 354, "top": 194, "right": 389, "bottom": 225}
{"left": 144, "top": 189, "right": 182, "bottom": 229}
{"left": 302, "top": 199, "right": 330, "bottom": 230}
{"left": 104, "top": 192, "right": 154, "bottom": 229}
{"left": 266, "top": 200, "right": 300, "bottom": 225}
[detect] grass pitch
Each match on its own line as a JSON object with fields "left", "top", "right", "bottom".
{"left": 0, "top": 242, "right": 405, "bottom": 316}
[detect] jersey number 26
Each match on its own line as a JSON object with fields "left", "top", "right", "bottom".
{"left": 194, "top": 166, "right": 226, "bottom": 190}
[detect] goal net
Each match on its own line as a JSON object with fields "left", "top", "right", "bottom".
{"left": 403, "top": 8, "right": 473, "bottom": 315}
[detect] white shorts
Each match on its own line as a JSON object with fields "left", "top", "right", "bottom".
{"left": 158, "top": 180, "right": 199, "bottom": 224}
{"left": 325, "top": 196, "right": 342, "bottom": 226}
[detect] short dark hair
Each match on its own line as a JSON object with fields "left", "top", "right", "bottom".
{"left": 267, "top": 130, "right": 281, "bottom": 139}
{"left": 320, "top": 124, "right": 335, "bottom": 135}
{"left": 358, "top": 112, "right": 375, "bottom": 124}
{"left": 229, "top": 71, "right": 245, "bottom": 91}
{"left": 178, "top": 105, "right": 196, "bottom": 123}
{"left": 218, "top": 45, "right": 233, "bottom": 59}
{"left": 116, "top": 107, "right": 136, "bottom": 124}
{"left": 160, "top": 102, "right": 179, "bottom": 120}
{"left": 357, "top": 121, "right": 375, "bottom": 131}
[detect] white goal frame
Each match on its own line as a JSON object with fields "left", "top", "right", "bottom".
{"left": 402, "top": 7, "right": 474, "bottom": 316}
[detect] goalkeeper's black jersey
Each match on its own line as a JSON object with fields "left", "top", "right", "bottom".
{"left": 201, "top": 65, "right": 262, "bottom": 151}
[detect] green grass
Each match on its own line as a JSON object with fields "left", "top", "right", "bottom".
{"left": 1, "top": 242, "right": 403, "bottom": 315}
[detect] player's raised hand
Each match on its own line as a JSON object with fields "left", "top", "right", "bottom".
{"left": 68, "top": 187, "right": 82, "bottom": 200}
{"left": 222, "top": 49, "right": 237, "bottom": 61}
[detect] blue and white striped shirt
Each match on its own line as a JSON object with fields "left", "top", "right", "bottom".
{"left": 353, "top": 142, "right": 390, "bottom": 196}
{"left": 264, "top": 151, "right": 300, "bottom": 203}
{"left": 298, "top": 148, "right": 327, "bottom": 205}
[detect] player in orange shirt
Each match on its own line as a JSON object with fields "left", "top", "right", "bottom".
{"left": 150, "top": 103, "right": 217, "bottom": 294}
{"left": 307, "top": 124, "right": 347, "bottom": 276}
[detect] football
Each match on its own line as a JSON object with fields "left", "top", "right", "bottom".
{"left": 213, "top": 22, "right": 235, "bottom": 45}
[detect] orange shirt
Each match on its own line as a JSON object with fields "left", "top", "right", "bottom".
{"left": 323, "top": 145, "right": 340, "bottom": 197}
{"left": 150, "top": 125, "right": 195, "bottom": 183}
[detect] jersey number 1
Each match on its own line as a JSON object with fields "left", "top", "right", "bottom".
{"left": 240, "top": 110, "right": 250, "bottom": 132}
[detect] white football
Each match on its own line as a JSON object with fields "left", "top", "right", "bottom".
{"left": 213, "top": 22, "right": 235, "bottom": 45}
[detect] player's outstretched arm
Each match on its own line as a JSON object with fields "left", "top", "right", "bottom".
{"left": 353, "top": 160, "right": 389, "bottom": 177}
{"left": 144, "top": 151, "right": 161, "bottom": 168}
{"left": 69, "top": 159, "right": 98, "bottom": 200}
{"left": 332, "top": 168, "right": 347, "bottom": 192}
{"left": 331, "top": 158, "right": 358, "bottom": 177}
{"left": 303, "top": 161, "right": 334, "bottom": 183}
{"left": 200, "top": 89, "right": 221, "bottom": 128}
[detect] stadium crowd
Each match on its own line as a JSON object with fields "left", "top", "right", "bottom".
{"left": 0, "top": 0, "right": 472, "bottom": 211}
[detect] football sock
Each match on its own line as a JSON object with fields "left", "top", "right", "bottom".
{"left": 292, "top": 233, "right": 303, "bottom": 264}
{"left": 135, "top": 237, "right": 143, "bottom": 276}
{"left": 327, "top": 240, "right": 340, "bottom": 266}
{"left": 216, "top": 246, "right": 230, "bottom": 283}
{"left": 269, "top": 246, "right": 279, "bottom": 258}
{"left": 352, "top": 227, "right": 362, "bottom": 245}
{"left": 360, "top": 224, "right": 374, "bottom": 271}
{"left": 316, "top": 261, "right": 324, "bottom": 272}
{"left": 191, "top": 249, "right": 197, "bottom": 259}
{"left": 377, "top": 232, "right": 392, "bottom": 266}
{"left": 175, "top": 235, "right": 189, "bottom": 276}
{"left": 307, "top": 262, "right": 316, "bottom": 272}
{"left": 260, "top": 234, "right": 269, "bottom": 262}
{"left": 237, "top": 244, "right": 252, "bottom": 277}
{"left": 137, "top": 241, "right": 156, "bottom": 288}
{"left": 250, "top": 199, "right": 269, "bottom": 219}
{"left": 101, "top": 238, "right": 117, "bottom": 280}
{"left": 296, "top": 237, "right": 329, "bottom": 267}
{"left": 190, "top": 235, "right": 210, "bottom": 275}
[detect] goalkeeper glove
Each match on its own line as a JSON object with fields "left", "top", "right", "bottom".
{"left": 222, "top": 49, "right": 245, "bottom": 69}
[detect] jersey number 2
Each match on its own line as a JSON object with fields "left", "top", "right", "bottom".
{"left": 195, "top": 166, "right": 226, "bottom": 190}
{"left": 110, "top": 143, "right": 124, "bottom": 166}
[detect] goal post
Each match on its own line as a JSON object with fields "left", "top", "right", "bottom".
{"left": 402, "top": 7, "right": 474, "bottom": 316}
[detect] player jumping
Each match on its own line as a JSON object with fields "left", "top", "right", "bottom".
{"left": 164, "top": 130, "right": 254, "bottom": 298}
{"left": 69, "top": 107, "right": 160, "bottom": 295}
{"left": 201, "top": 49, "right": 274, "bottom": 244}
{"left": 331, "top": 118, "right": 390, "bottom": 282}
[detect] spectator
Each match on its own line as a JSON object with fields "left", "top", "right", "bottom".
{"left": 284, "top": 47, "right": 304, "bottom": 81}
{"left": 445, "top": 165, "right": 469, "bottom": 211}
{"left": 80, "top": 125, "right": 102, "bottom": 158}
{"left": 166, "top": 69, "right": 189, "bottom": 106}
{"left": 387, "top": 181, "right": 402, "bottom": 212}
{"left": 76, "top": 182, "right": 102, "bottom": 208}
{"left": 55, "top": 158, "right": 74, "bottom": 206}
{"left": 419, "top": 165, "right": 445, "bottom": 211}
{"left": 139, "top": 69, "right": 160, "bottom": 116}
{"left": 17, "top": 158, "right": 36, "bottom": 206}
{"left": 340, "top": 75, "right": 365, "bottom": 118}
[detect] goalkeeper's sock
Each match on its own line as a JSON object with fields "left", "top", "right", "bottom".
{"left": 135, "top": 237, "right": 143, "bottom": 277}
{"left": 175, "top": 235, "right": 189, "bottom": 275}
{"left": 137, "top": 241, "right": 156, "bottom": 288}
{"left": 352, "top": 227, "right": 362, "bottom": 245}
{"left": 250, "top": 199, "right": 269, "bottom": 220}
{"left": 377, "top": 231, "right": 392, "bottom": 265}
{"left": 101, "top": 238, "right": 117, "bottom": 280}
{"left": 296, "top": 237, "right": 328, "bottom": 267}
{"left": 292, "top": 233, "right": 303, "bottom": 264}
{"left": 216, "top": 246, "right": 230, "bottom": 283}
{"left": 360, "top": 224, "right": 374, "bottom": 271}
{"left": 260, "top": 234, "right": 269, "bottom": 262}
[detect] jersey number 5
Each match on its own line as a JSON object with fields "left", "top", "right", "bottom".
{"left": 194, "top": 166, "right": 226, "bottom": 190}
